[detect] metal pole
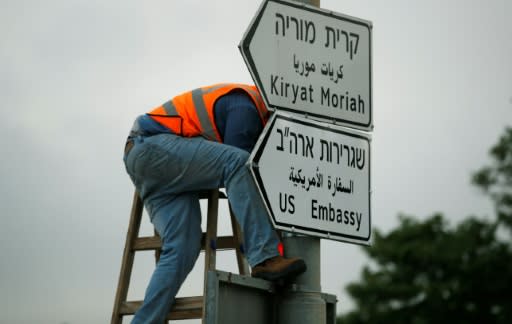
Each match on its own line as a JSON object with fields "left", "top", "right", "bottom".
{"left": 278, "top": 1, "right": 326, "bottom": 322}
{"left": 278, "top": 234, "right": 326, "bottom": 324}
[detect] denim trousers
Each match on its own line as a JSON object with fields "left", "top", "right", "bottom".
{"left": 123, "top": 133, "right": 280, "bottom": 324}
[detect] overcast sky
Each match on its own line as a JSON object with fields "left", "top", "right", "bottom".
{"left": 1, "top": 0, "right": 511, "bottom": 323}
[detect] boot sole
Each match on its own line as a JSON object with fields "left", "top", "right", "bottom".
{"left": 252, "top": 260, "right": 307, "bottom": 282}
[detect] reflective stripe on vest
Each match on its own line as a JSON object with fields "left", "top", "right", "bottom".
{"left": 244, "top": 86, "right": 268, "bottom": 121}
{"left": 162, "top": 99, "right": 177, "bottom": 115}
{"left": 191, "top": 88, "right": 217, "bottom": 141}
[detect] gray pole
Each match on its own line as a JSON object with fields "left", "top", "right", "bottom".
{"left": 277, "top": 1, "right": 327, "bottom": 322}
{"left": 278, "top": 234, "right": 326, "bottom": 324}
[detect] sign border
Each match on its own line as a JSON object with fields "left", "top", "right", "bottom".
{"left": 249, "top": 112, "right": 372, "bottom": 244}
{"left": 240, "top": 0, "right": 373, "bottom": 131}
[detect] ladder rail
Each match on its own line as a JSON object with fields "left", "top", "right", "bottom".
{"left": 111, "top": 189, "right": 248, "bottom": 323}
{"left": 111, "top": 192, "right": 144, "bottom": 324}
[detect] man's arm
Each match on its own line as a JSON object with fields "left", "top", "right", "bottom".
{"left": 214, "top": 91, "right": 263, "bottom": 152}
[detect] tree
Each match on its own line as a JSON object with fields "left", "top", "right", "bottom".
{"left": 337, "top": 214, "right": 512, "bottom": 324}
{"left": 472, "top": 126, "right": 512, "bottom": 231}
{"left": 338, "top": 127, "right": 512, "bottom": 324}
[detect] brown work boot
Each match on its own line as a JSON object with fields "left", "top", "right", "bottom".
{"left": 251, "top": 256, "right": 306, "bottom": 281}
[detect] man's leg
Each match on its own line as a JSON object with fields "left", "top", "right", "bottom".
{"left": 162, "top": 135, "right": 306, "bottom": 277}
{"left": 125, "top": 135, "right": 204, "bottom": 323}
{"left": 151, "top": 135, "right": 281, "bottom": 266}
{"left": 131, "top": 192, "right": 202, "bottom": 324}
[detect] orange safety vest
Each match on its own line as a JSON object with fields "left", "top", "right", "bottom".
{"left": 147, "top": 83, "right": 269, "bottom": 142}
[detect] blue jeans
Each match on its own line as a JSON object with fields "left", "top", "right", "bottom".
{"left": 123, "top": 133, "right": 280, "bottom": 324}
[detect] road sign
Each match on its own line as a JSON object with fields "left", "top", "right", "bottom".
{"left": 240, "top": 0, "right": 373, "bottom": 131}
{"left": 249, "top": 112, "right": 371, "bottom": 244}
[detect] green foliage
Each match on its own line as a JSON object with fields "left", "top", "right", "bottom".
{"left": 338, "top": 127, "right": 512, "bottom": 324}
{"left": 472, "top": 127, "right": 512, "bottom": 230}
{"left": 337, "top": 215, "right": 512, "bottom": 324}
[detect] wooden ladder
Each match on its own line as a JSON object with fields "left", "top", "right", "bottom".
{"left": 111, "top": 189, "right": 250, "bottom": 323}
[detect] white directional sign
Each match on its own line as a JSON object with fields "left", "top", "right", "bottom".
{"left": 240, "top": 0, "right": 373, "bottom": 131}
{"left": 249, "top": 112, "right": 371, "bottom": 244}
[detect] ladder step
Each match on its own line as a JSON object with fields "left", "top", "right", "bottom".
{"left": 133, "top": 236, "right": 161, "bottom": 250}
{"left": 133, "top": 235, "right": 238, "bottom": 251}
{"left": 120, "top": 296, "right": 203, "bottom": 320}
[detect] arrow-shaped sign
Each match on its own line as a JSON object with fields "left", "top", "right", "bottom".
{"left": 249, "top": 112, "right": 372, "bottom": 244}
{"left": 240, "top": 0, "right": 373, "bottom": 131}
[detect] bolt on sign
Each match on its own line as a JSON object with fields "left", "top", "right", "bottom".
{"left": 249, "top": 112, "right": 371, "bottom": 245}
{"left": 240, "top": 0, "right": 373, "bottom": 131}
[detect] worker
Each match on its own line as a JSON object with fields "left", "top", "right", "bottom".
{"left": 123, "top": 83, "right": 306, "bottom": 323}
